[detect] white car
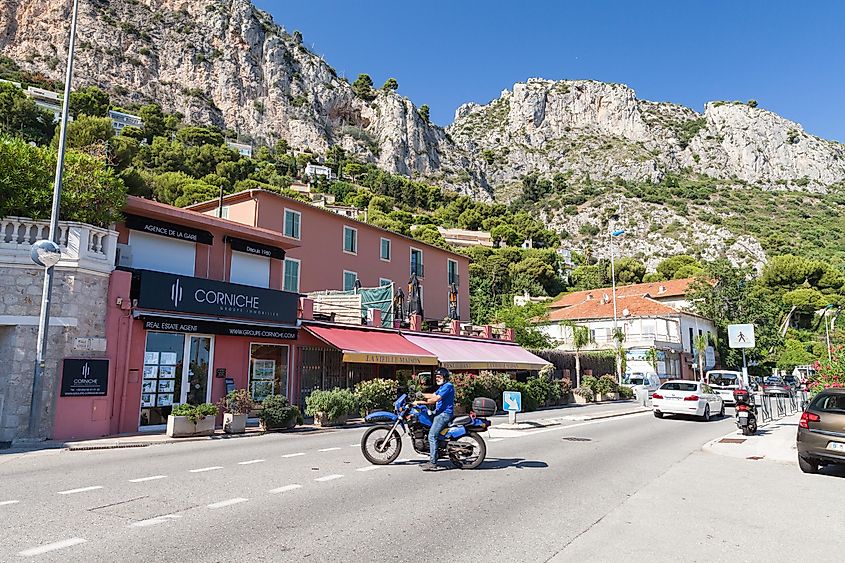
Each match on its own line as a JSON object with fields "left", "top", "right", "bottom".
{"left": 652, "top": 380, "right": 725, "bottom": 421}
{"left": 707, "top": 370, "right": 743, "bottom": 405}
{"left": 622, "top": 372, "right": 662, "bottom": 398}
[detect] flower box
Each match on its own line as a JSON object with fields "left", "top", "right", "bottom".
{"left": 573, "top": 393, "right": 590, "bottom": 405}
{"left": 313, "top": 412, "right": 348, "bottom": 427}
{"left": 166, "top": 415, "right": 215, "bottom": 438}
{"left": 223, "top": 413, "right": 247, "bottom": 434}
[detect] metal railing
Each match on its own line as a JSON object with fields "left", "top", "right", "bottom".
{"left": 753, "top": 390, "right": 808, "bottom": 424}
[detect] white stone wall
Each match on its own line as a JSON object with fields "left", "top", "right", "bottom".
{"left": 0, "top": 267, "right": 110, "bottom": 444}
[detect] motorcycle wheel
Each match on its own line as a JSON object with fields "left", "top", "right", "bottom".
{"left": 448, "top": 433, "right": 486, "bottom": 470}
{"left": 361, "top": 425, "right": 402, "bottom": 465}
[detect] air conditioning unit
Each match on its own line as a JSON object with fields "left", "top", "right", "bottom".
{"left": 116, "top": 243, "right": 132, "bottom": 268}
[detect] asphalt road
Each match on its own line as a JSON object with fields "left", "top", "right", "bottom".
{"left": 1, "top": 408, "right": 737, "bottom": 561}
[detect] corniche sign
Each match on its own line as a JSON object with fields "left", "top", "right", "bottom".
{"left": 227, "top": 236, "right": 285, "bottom": 260}
{"left": 124, "top": 214, "right": 214, "bottom": 245}
{"left": 132, "top": 269, "right": 299, "bottom": 324}
{"left": 61, "top": 358, "right": 109, "bottom": 397}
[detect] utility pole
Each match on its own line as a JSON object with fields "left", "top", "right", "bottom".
{"left": 28, "top": 0, "right": 79, "bottom": 435}
{"left": 609, "top": 229, "right": 625, "bottom": 382}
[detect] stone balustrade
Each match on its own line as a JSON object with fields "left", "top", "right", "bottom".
{"left": 0, "top": 216, "right": 117, "bottom": 275}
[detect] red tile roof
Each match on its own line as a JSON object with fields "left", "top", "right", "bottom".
{"left": 550, "top": 277, "right": 699, "bottom": 309}
{"left": 546, "top": 295, "right": 680, "bottom": 322}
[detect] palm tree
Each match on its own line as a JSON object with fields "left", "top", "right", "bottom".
{"left": 645, "top": 347, "right": 659, "bottom": 372}
{"left": 571, "top": 324, "right": 593, "bottom": 389}
{"left": 694, "top": 334, "right": 710, "bottom": 382}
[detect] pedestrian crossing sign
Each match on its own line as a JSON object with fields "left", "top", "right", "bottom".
{"left": 727, "top": 324, "right": 755, "bottom": 349}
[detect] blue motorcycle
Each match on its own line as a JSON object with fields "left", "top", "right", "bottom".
{"left": 360, "top": 394, "right": 493, "bottom": 469}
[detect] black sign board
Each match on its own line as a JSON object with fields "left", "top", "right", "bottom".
{"left": 215, "top": 368, "right": 227, "bottom": 379}
{"left": 133, "top": 269, "right": 299, "bottom": 324}
{"left": 141, "top": 316, "right": 298, "bottom": 340}
{"left": 225, "top": 378, "right": 236, "bottom": 394}
{"left": 61, "top": 358, "right": 109, "bottom": 397}
{"left": 124, "top": 214, "right": 213, "bottom": 245}
{"left": 227, "top": 236, "right": 285, "bottom": 260}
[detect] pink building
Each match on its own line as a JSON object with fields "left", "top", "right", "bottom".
{"left": 187, "top": 189, "right": 471, "bottom": 322}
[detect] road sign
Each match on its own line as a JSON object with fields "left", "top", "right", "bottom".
{"left": 503, "top": 391, "right": 522, "bottom": 412}
{"left": 727, "top": 324, "right": 755, "bottom": 349}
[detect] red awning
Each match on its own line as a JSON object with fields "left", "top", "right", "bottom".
{"left": 304, "top": 325, "right": 438, "bottom": 366}
{"left": 404, "top": 333, "right": 550, "bottom": 371}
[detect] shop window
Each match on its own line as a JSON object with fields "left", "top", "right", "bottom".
{"left": 249, "top": 344, "right": 289, "bottom": 402}
{"left": 141, "top": 332, "right": 185, "bottom": 427}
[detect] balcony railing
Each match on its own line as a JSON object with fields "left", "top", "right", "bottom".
{"left": 0, "top": 216, "right": 117, "bottom": 274}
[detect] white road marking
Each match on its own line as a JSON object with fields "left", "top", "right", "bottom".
{"left": 238, "top": 459, "right": 265, "bottom": 465}
{"left": 489, "top": 438, "right": 504, "bottom": 442}
{"left": 356, "top": 466, "right": 381, "bottom": 472}
{"left": 282, "top": 452, "right": 305, "bottom": 458}
{"left": 189, "top": 466, "right": 223, "bottom": 473}
{"left": 57, "top": 486, "right": 103, "bottom": 495}
{"left": 318, "top": 447, "right": 341, "bottom": 452}
{"left": 349, "top": 444, "right": 359, "bottom": 447}
{"left": 130, "top": 514, "right": 182, "bottom": 528}
{"left": 128, "top": 475, "right": 167, "bottom": 483}
{"left": 269, "top": 484, "right": 302, "bottom": 494}
{"left": 314, "top": 474, "right": 344, "bottom": 482}
{"left": 207, "top": 497, "right": 249, "bottom": 509}
{"left": 0, "top": 500, "right": 20, "bottom": 506}
{"left": 18, "top": 538, "right": 87, "bottom": 557}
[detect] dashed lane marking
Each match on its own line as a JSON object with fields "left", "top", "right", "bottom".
{"left": 128, "top": 475, "right": 167, "bottom": 483}
{"left": 18, "top": 538, "right": 87, "bottom": 557}
{"left": 188, "top": 466, "right": 223, "bottom": 473}
{"left": 318, "top": 447, "right": 341, "bottom": 452}
{"left": 57, "top": 486, "right": 103, "bottom": 495}
{"left": 356, "top": 466, "right": 380, "bottom": 472}
{"left": 314, "top": 474, "right": 344, "bottom": 482}
{"left": 0, "top": 500, "right": 20, "bottom": 506}
{"left": 269, "top": 484, "right": 302, "bottom": 494}
{"left": 207, "top": 498, "right": 249, "bottom": 509}
{"left": 349, "top": 444, "right": 359, "bottom": 447}
{"left": 238, "top": 459, "right": 265, "bottom": 465}
{"left": 282, "top": 452, "right": 305, "bottom": 458}
{"left": 489, "top": 438, "right": 504, "bottom": 442}
{"left": 130, "top": 514, "right": 182, "bottom": 528}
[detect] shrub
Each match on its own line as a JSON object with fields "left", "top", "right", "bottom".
{"left": 559, "top": 378, "right": 573, "bottom": 397}
{"left": 526, "top": 375, "right": 558, "bottom": 405}
{"left": 595, "top": 374, "right": 619, "bottom": 395}
{"left": 217, "top": 389, "right": 253, "bottom": 415}
{"left": 582, "top": 375, "right": 599, "bottom": 393}
{"left": 618, "top": 386, "right": 635, "bottom": 400}
{"left": 354, "top": 378, "right": 399, "bottom": 416}
{"left": 259, "top": 394, "right": 303, "bottom": 428}
{"left": 504, "top": 381, "right": 539, "bottom": 412}
{"left": 305, "top": 388, "right": 357, "bottom": 420}
{"left": 171, "top": 402, "right": 218, "bottom": 423}
{"left": 451, "top": 373, "right": 484, "bottom": 409}
{"left": 573, "top": 387, "right": 594, "bottom": 402}
{"left": 476, "top": 371, "right": 515, "bottom": 407}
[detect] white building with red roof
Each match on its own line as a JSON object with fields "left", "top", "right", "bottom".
{"left": 537, "top": 278, "right": 717, "bottom": 380}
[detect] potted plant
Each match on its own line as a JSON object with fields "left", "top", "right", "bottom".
{"left": 218, "top": 389, "right": 254, "bottom": 434}
{"left": 305, "top": 388, "right": 357, "bottom": 427}
{"left": 258, "top": 394, "right": 304, "bottom": 431}
{"left": 573, "top": 386, "right": 594, "bottom": 404}
{"left": 595, "top": 374, "right": 619, "bottom": 401}
{"left": 167, "top": 403, "right": 218, "bottom": 437}
{"left": 559, "top": 378, "right": 573, "bottom": 404}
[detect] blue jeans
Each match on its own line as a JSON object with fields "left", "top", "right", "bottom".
{"left": 428, "top": 412, "right": 452, "bottom": 464}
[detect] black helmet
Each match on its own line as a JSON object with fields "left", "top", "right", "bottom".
{"left": 434, "top": 367, "right": 451, "bottom": 381}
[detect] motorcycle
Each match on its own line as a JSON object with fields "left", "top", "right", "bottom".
{"left": 733, "top": 388, "right": 758, "bottom": 436}
{"left": 360, "top": 394, "right": 494, "bottom": 469}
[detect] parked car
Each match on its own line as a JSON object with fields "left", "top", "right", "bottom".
{"left": 796, "top": 388, "right": 845, "bottom": 474}
{"left": 622, "top": 372, "right": 661, "bottom": 397}
{"left": 707, "top": 370, "right": 744, "bottom": 405}
{"left": 782, "top": 375, "right": 801, "bottom": 390}
{"left": 762, "top": 376, "right": 792, "bottom": 396}
{"left": 652, "top": 380, "right": 725, "bottom": 421}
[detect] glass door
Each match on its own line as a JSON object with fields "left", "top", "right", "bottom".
{"left": 140, "top": 332, "right": 186, "bottom": 427}
{"left": 182, "top": 336, "right": 213, "bottom": 405}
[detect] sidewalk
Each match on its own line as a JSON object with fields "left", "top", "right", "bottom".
{"left": 703, "top": 412, "right": 800, "bottom": 464}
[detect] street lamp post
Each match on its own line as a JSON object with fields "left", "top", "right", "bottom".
{"left": 609, "top": 229, "right": 625, "bottom": 382}
{"left": 27, "top": 0, "right": 80, "bottom": 435}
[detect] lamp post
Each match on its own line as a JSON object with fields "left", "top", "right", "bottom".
{"left": 27, "top": 0, "right": 79, "bottom": 435}
{"left": 609, "top": 229, "right": 625, "bottom": 382}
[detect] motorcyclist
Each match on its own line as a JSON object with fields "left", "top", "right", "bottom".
{"left": 414, "top": 367, "right": 455, "bottom": 471}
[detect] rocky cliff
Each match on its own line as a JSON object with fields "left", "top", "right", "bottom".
{"left": 0, "top": 0, "right": 486, "bottom": 196}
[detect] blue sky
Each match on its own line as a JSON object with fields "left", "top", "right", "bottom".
{"left": 254, "top": 0, "right": 845, "bottom": 141}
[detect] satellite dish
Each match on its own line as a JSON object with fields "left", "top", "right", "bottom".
{"left": 30, "top": 240, "right": 62, "bottom": 268}
{"left": 622, "top": 308, "right": 631, "bottom": 317}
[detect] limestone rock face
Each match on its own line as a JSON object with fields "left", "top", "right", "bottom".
{"left": 0, "top": 0, "right": 487, "bottom": 196}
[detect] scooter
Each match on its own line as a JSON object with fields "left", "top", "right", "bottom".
{"left": 733, "top": 388, "right": 757, "bottom": 435}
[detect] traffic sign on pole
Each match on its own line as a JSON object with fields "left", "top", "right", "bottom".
{"left": 503, "top": 391, "right": 522, "bottom": 425}
{"left": 727, "top": 324, "right": 755, "bottom": 349}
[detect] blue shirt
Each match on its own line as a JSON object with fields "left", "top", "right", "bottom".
{"left": 434, "top": 382, "right": 455, "bottom": 416}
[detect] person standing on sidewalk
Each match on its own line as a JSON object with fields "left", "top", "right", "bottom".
{"left": 414, "top": 368, "right": 455, "bottom": 471}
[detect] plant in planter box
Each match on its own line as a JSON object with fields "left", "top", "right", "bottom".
{"left": 559, "top": 378, "right": 573, "bottom": 403}
{"left": 218, "top": 389, "right": 254, "bottom": 434}
{"left": 167, "top": 403, "right": 218, "bottom": 437}
{"left": 305, "top": 388, "right": 357, "bottom": 426}
{"left": 259, "top": 394, "right": 303, "bottom": 431}
{"left": 354, "top": 378, "right": 399, "bottom": 417}
{"left": 573, "top": 386, "right": 594, "bottom": 403}
{"left": 595, "top": 374, "right": 619, "bottom": 400}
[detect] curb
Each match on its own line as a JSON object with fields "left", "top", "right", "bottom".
{"left": 497, "top": 408, "right": 650, "bottom": 430}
